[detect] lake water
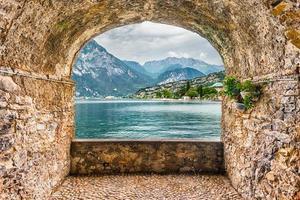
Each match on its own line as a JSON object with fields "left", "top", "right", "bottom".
{"left": 75, "top": 100, "right": 221, "bottom": 140}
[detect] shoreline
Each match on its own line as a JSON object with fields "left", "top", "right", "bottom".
{"left": 75, "top": 98, "right": 222, "bottom": 104}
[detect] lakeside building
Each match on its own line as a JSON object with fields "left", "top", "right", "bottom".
{"left": 210, "top": 82, "right": 223, "bottom": 92}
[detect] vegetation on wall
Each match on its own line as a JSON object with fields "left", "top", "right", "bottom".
{"left": 223, "top": 76, "right": 241, "bottom": 99}
{"left": 223, "top": 76, "right": 262, "bottom": 110}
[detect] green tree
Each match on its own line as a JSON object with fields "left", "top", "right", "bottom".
{"left": 178, "top": 86, "right": 187, "bottom": 97}
{"left": 197, "top": 85, "right": 204, "bottom": 97}
{"left": 186, "top": 81, "right": 191, "bottom": 92}
{"left": 186, "top": 87, "right": 198, "bottom": 98}
{"left": 155, "top": 91, "right": 162, "bottom": 98}
{"left": 202, "top": 87, "right": 218, "bottom": 96}
{"left": 162, "top": 89, "right": 172, "bottom": 98}
{"left": 172, "top": 91, "right": 181, "bottom": 99}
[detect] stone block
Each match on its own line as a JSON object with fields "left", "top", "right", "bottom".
{"left": 283, "top": 103, "right": 296, "bottom": 113}
{"left": 0, "top": 136, "right": 14, "bottom": 152}
{"left": 272, "top": 2, "right": 289, "bottom": 16}
{"left": 0, "top": 123, "right": 13, "bottom": 136}
{"left": 0, "top": 76, "right": 20, "bottom": 93}
{"left": 15, "top": 96, "right": 33, "bottom": 105}
{"left": 36, "top": 123, "right": 46, "bottom": 131}
{"left": 0, "top": 102, "right": 8, "bottom": 108}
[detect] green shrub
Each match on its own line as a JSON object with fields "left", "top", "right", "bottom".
{"left": 239, "top": 80, "right": 256, "bottom": 92}
{"left": 223, "top": 76, "right": 241, "bottom": 99}
{"left": 223, "top": 76, "right": 262, "bottom": 110}
{"left": 243, "top": 95, "right": 254, "bottom": 109}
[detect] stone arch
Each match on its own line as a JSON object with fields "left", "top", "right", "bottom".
{"left": 0, "top": 1, "right": 299, "bottom": 199}
{"left": 67, "top": 20, "right": 227, "bottom": 79}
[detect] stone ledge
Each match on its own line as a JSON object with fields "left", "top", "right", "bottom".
{"left": 70, "top": 140, "right": 224, "bottom": 175}
{"left": 72, "top": 139, "right": 221, "bottom": 143}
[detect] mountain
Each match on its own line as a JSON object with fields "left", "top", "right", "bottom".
{"left": 72, "top": 40, "right": 223, "bottom": 97}
{"left": 123, "top": 60, "right": 150, "bottom": 76}
{"left": 143, "top": 57, "right": 223, "bottom": 75}
{"left": 162, "top": 64, "right": 183, "bottom": 73}
{"left": 156, "top": 67, "right": 205, "bottom": 85}
{"left": 72, "top": 40, "right": 153, "bottom": 97}
{"left": 133, "top": 71, "right": 225, "bottom": 99}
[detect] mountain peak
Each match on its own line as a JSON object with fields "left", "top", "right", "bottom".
{"left": 143, "top": 57, "right": 223, "bottom": 75}
{"left": 157, "top": 67, "right": 205, "bottom": 85}
{"left": 72, "top": 41, "right": 153, "bottom": 97}
{"left": 83, "top": 39, "right": 107, "bottom": 52}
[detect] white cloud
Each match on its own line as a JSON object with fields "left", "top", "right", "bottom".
{"left": 94, "top": 21, "right": 223, "bottom": 65}
{"left": 199, "top": 52, "right": 208, "bottom": 60}
{"left": 167, "top": 51, "right": 191, "bottom": 58}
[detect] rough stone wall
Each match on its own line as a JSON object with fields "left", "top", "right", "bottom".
{"left": 222, "top": 73, "right": 300, "bottom": 199}
{"left": 2, "top": 0, "right": 292, "bottom": 78}
{"left": 222, "top": 1, "right": 300, "bottom": 199}
{"left": 0, "top": 70, "right": 74, "bottom": 199}
{"left": 0, "top": 0, "right": 299, "bottom": 199}
{"left": 70, "top": 140, "right": 224, "bottom": 175}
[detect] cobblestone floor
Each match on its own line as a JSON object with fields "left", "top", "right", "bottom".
{"left": 50, "top": 174, "right": 243, "bottom": 200}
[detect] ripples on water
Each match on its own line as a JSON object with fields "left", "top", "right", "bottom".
{"left": 75, "top": 100, "right": 221, "bottom": 140}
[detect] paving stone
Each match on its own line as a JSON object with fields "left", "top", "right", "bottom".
{"left": 50, "top": 175, "right": 243, "bottom": 200}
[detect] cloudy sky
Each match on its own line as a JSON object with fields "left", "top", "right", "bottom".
{"left": 94, "top": 21, "right": 223, "bottom": 65}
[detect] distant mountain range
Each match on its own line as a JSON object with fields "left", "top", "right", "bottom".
{"left": 72, "top": 40, "right": 153, "bottom": 97}
{"left": 143, "top": 57, "right": 224, "bottom": 75}
{"left": 72, "top": 39, "right": 224, "bottom": 97}
{"left": 157, "top": 67, "right": 205, "bottom": 85}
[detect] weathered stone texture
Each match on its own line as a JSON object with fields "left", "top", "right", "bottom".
{"left": 0, "top": 0, "right": 298, "bottom": 78}
{"left": 50, "top": 175, "right": 242, "bottom": 200}
{"left": 70, "top": 140, "right": 224, "bottom": 175}
{"left": 0, "top": 74, "right": 74, "bottom": 200}
{"left": 0, "top": 0, "right": 299, "bottom": 199}
{"left": 222, "top": 75, "right": 300, "bottom": 199}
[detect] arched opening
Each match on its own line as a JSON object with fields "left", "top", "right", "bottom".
{"left": 0, "top": 1, "right": 299, "bottom": 199}
{"left": 73, "top": 21, "right": 224, "bottom": 141}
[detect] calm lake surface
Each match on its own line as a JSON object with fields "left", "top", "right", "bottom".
{"left": 75, "top": 100, "right": 221, "bottom": 140}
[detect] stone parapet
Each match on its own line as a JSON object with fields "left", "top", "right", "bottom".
{"left": 70, "top": 140, "right": 224, "bottom": 175}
